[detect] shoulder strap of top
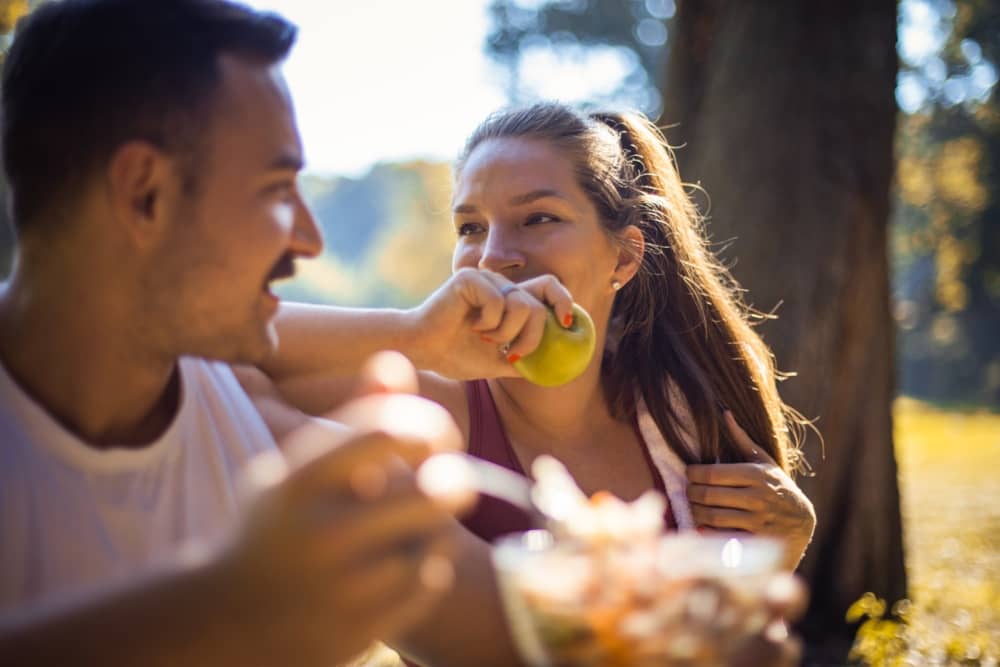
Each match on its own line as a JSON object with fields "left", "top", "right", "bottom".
{"left": 636, "top": 386, "right": 697, "bottom": 531}
{"left": 463, "top": 379, "right": 524, "bottom": 473}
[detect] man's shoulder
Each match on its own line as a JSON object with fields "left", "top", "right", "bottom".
{"left": 176, "top": 357, "right": 280, "bottom": 449}
{"left": 177, "top": 356, "right": 262, "bottom": 420}
{"left": 179, "top": 357, "right": 242, "bottom": 390}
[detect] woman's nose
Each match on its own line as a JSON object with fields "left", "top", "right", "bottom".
{"left": 477, "top": 228, "right": 525, "bottom": 275}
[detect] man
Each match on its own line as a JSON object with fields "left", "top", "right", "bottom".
{"left": 0, "top": 1, "right": 484, "bottom": 665}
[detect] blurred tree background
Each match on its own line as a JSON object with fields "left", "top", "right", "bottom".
{"left": 893, "top": 0, "right": 1000, "bottom": 407}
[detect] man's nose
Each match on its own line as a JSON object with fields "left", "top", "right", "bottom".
{"left": 290, "top": 196, "right": 323, "bottom": 258}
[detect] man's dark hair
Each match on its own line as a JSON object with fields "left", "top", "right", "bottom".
{"left": 1, "top": 0, "right": 297, "bottom": 231}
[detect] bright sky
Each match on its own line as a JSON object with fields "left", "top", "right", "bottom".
{"left": 242, "top": 0, "right": 995, "bottom": 176}
{"left": 242, "top": 0, "right": 507, "bottom": 178}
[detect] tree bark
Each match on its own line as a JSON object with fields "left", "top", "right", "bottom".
{"left": 662, "top": 1, "right": 906, "bottom": 662}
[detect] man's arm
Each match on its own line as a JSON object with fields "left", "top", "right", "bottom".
{"left": 0, "top": 559, "right": 265, "bottom": 667}
{"left": 240, "top": 356, "right": 525, "bottom": 667}
{"left": 2, "top": 417, "right": 462, "bottom": 667}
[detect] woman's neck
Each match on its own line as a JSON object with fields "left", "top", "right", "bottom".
{"left": 488, "top": 368, "right": 657, "bottom": 500}
{"left": 488, "top": 365, "right": 620, "bottom": 448}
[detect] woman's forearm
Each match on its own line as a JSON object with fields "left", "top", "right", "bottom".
{"left": 262, "top": 302, "right": 427, "bottom": 381}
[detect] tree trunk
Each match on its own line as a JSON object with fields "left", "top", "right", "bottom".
{"left": 662, "top": 1, "right": 906, "bottom": 662}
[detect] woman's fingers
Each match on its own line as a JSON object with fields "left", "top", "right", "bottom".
{"left": 517, "top": 274, "right": 574, "bottom": 327}
{"left": 688, "top": 461, "right": 816, "bottom": 567}
{"left": 478, "top": 289, "right": 536, "bottom": 360}
{"left": 450, "top": 268, "right": 508, "bottom": 333}
{"left": 501, "top": 300, "right": 547, "bottom": 362}
{"left": 446, "top": 270, "right": 579, "bottom": 367}
{"left": 475, "top": 271, "right": 566, "bottom": 362}
{"left": 687, "top": 482, "right": 767, "bottom": 512}
{"left": 685, "top": 408, "right": 816, "bottom": 568}
{"left": 687, "top": 462, "right": 768, "bottom": 487}
{"left": 689, "top": 503, "right": 755, "bottom": 531}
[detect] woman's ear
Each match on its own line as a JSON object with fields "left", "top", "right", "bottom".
{"left": 612, "top": 224, "right": 645, "bottom": 288}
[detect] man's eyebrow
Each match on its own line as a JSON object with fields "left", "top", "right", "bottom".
{"left": 453, "top": 189, "right": 569, "bottom": 214}
{"left": 269, "top": 153, "right": 304, "bottom": 171}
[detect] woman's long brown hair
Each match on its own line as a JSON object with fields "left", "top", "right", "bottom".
{"left": 457, "top": 102, "right": 808, "bottom": 473}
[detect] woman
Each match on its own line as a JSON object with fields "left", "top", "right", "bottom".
{"left": 261, "top": 102, "right": 815, "bottom": 569}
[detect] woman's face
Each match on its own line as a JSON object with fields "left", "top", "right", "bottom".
{"left": 451, "top": 137, "right": 623, "bottom": 330}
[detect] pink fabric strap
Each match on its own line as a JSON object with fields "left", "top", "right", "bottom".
{"left": 635, "top": 387, "right": 697, "bottom": 531}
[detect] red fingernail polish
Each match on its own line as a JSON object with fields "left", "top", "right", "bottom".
{"left": 562, "top": 314, "right": 573, "bottom": 327}
{"left": 506, "top": 353, "right": 521, "bottom": 363}
{"left": 480, "top": 335, "right": 493, "bottom": 343}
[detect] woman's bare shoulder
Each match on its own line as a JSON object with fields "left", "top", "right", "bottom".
{"left": 418, "top": 371, "right": 471, "bottom": 450}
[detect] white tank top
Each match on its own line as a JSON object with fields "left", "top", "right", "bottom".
{"left": 0, "top": 357, "right": 278, "bottom": 612}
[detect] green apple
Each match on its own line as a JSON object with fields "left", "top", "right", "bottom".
{"left": 513, "top": 303, "right": 596, "bottom": 387}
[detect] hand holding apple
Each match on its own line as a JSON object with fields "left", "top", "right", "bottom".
{"left": 512, "top": 303, "right": 596, "bottom": 387}
{"left": 403, "top": 269, "right": 577, "bottom": 381}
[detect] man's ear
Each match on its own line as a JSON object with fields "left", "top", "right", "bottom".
{"left": 612, "top": 224, "right": 645, "bottom": 288}
{"left": 106, "top": 140, "right": 175, "bottom": 247}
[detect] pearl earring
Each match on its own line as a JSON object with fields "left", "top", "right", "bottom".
{"left": 611, "top": 279, "right": 622, "bottom": 291}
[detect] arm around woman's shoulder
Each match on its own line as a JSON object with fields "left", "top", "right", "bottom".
{"left": 257, "top": 303, "right": 423, "bottom": 414}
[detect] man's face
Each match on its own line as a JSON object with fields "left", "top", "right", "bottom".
{"left": 150, "top": 54, "right": 322, "bottom": 364}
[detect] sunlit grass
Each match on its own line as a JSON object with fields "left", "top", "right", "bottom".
{"left": 852, "top": 398, "right": 1000, "bottom": 665}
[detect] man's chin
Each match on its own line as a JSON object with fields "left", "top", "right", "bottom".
{"left": 242, "top": 322, "right": 279, "bottom": 364}
{"left": 207, "top": 324, "right": 278, "bottom": 366}
{"left": 261, "top": 321, "right": 280, "bottom": 359}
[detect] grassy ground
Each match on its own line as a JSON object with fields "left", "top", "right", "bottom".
{"left": 351, "top": 398, "right": 1000, "bottom": 666}
{"left": 851, "top": 398, "right": 1000, "bottom": 665}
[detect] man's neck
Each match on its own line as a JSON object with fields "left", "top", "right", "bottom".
{"left": 0, "top": 267, "right": 180, "bottom": 449}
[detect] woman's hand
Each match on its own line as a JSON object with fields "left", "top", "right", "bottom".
{"left": 403, "top": 268, "right": 575, "bottom": 381}
{"left": 686, "top": 411, "right": 816, "bottom": 570}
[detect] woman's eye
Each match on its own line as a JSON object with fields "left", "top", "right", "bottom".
{"left": 457, "top": 222, "right": 485, "bottom": 236}
{"left": 526, "top": 213, "right": 560, "bottom": 225}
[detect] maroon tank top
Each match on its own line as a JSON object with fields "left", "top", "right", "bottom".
{"left": 459, "top": 379, "right": 675, "bottom": 543}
